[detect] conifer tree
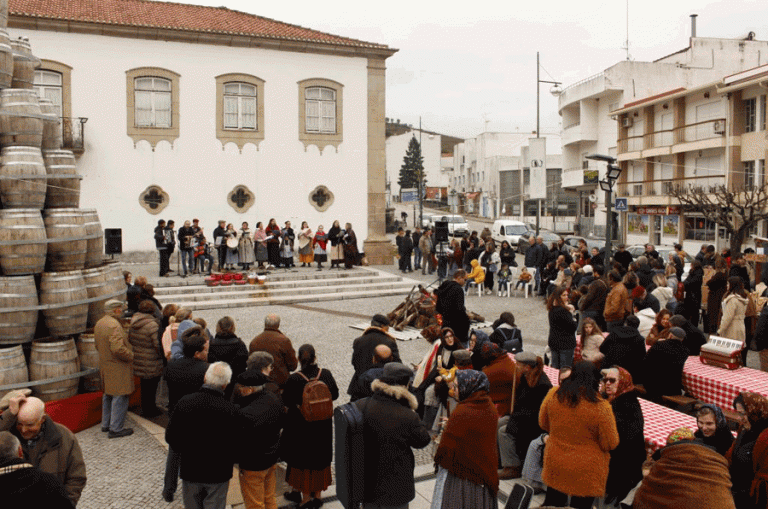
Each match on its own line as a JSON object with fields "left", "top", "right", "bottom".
{"left": 398, "top": 136, "right": 426, "bottom": 191}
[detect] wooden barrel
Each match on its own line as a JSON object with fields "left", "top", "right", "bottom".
{"left": 39, "top": 270, "right": 88, "bottom": 337}
{"left": 76, "top": 333, "right": 100, "bottom": 392}
{"left": 0, "top": 209, "right": 47, "bottom": 275}
{"left": 0, "top": 345, "right": 28, "bottom": 398}
{"left": 29, "top": 338, "right": 80, "bottom": 402}
{"left": 82, "top": 209, "right": 103, "bottom": 268}
{"left": 0, "top": 29, "right": 13, "bottom": 88}
{"left": 82, "top": 264, "right": 126, "bottom": 327}
{"left": 0, "top": 89, "right": 43, "bottom": 147}
{"left": 9, "top": 37, "right": 39, "bottom": 90}
{"left": 39, "top": 98, "right": 62, "bottom": 151}
{"left": 0, "top": 275, "right": 37, "bottom": 344}
{"left": 0, "top": 146, "right": 46, "bottom": 209}
{"left": 0, "top": 0, "right": 7, "bottom": 30}
{"left": 43, "top": 150, "right": 80, "bottom": 209}
{"left": 43, "top": 208, "right": 87, "bottom": 271}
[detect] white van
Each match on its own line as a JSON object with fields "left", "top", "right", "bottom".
{"left": 492, "top": 219, "right": 529, "bottom": 247}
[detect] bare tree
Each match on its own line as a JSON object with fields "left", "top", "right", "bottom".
{"left": 670, "top": 184, "right": 768, "bottom": 253}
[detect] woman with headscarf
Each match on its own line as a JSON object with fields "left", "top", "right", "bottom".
{"left": 538, "top": 361, "right": 619, "bottom": 509}
{"left": 312, "top": 225, "right": 328, "bottom": 270}
{"left": 253, "top": 222, "right": 268, "bottom": 269}
{"left": 635, "top": 427, "right": 735, "bottom": 509}
{"left": 479, "top": 342, "right": 516, "bottom": 417}
{"left": 694, "top": 404, "right": 734, "bottom": 456}
{"left": 265, "top": 218, "right": 281, "bottom": 269}
{"left": 728, "top": 392, "right": 768, "bottom": 509}
{"left": 645, "top": 308, "right": 672, "bottom": 347}
{"left": 342, "top": 222, "right": 358, "bottom": 269}
{"left": 467, "top": 328, "right": 491, "bottom": 371}
{"left": 414, "top": 327, "right": 461, "bottom": 428}
{"left": 431, "top": 370, "right": 499, "bottom": 509}
{"left": 297, "top": 221, "right": 314, "bottom": 267}
{"left": 280, "top": 221, "right": 296, "bottom": 268}
{"left": 327, "top": 220, "right": 344, "bottom": 269}
{"left": 599, "top": 366, "right": 645, "bottom": 508}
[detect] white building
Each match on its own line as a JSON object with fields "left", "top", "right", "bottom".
{"left": 10, "top": 0, "right": 396, "bottom": 261}
{"left": 558, "top": 28, "right": 768, "bottom": 238}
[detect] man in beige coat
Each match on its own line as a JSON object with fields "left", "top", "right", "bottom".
{"left": 95, "top": 299, "right": 135, "bottom": 438}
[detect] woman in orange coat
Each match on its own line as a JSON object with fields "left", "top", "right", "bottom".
{"left": 538, "top": 361, "right": 619, "bottom": 509}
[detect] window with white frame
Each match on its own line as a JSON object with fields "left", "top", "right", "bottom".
{"left": 744, "top": 98, "right": 757, "bottom": 133}
{"left": 33, "top": 70, "right": 63, "bottom": 119}
{"left": 305, "top": 87, "right": 336, "bottom": 133}
{"left": 745, "top": 160, "right": 756, "bottom": 189}
{"left": 223, "top": 82, "right": 257, "bottom": 130}
{"left": 134, "top": 77, "right": 171, "bottom": 128}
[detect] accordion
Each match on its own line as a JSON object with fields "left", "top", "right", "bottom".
{"left": 700, "top": 336, "right": 743, "bottom": 370}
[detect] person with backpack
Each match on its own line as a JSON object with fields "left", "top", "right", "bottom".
{"left": 281, "top": 344, "right": 339, "bottom": 509}
{"left": 489, "top": 312, "right": 523, "bottom": 354}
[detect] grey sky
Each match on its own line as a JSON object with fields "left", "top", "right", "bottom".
{"left": 181, "top": 0, "right": 764, "bottom": 139}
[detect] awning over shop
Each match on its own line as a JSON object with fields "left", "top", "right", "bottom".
{"left": 465, "top": 192, "right": 480, "bottom": 200}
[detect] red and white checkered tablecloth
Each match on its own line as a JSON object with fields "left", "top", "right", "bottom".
{"left": 682, "top": 356, "right": 768, "bottom": 410}
{"left": 540, "top": 365, "right": 697, "bottom": 451}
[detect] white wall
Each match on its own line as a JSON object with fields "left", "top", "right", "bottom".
{"left": 16, "top": 28, "right": 372, "bottom": 251}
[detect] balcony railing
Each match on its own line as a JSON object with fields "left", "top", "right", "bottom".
{"left": 618, "top": 174, "right": 726, "bottom": 197}
{"left": 61, "top": 117, "right": 86, "bottom": 154}
{"left": 618, "top": 118, "right": 725, "bottom": 153}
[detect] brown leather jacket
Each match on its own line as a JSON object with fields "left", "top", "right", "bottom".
{"left": 248, "top": 327, "right": 298, "bottom": 387}
{"left": 604, "top": 282, "right": 629, "bottom": 323}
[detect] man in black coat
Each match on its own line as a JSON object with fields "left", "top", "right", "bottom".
{"left": 0, "top": 431, "right": 73, "bottom": 509}
{"left": 348, "top": 315, "right": 401, "bottom": 399}
{"left": 155, "top": 219, "right": 170, "bottom": 277}
{"left": 635, "top": 256, "right": 655, "bottom": 290}
{"left": 235, "top": 371, "right": 285, "bottom": 509}
{"left": 642, "top": 327, "right": 690, "bottom": 403}
{"left": 755, "top": 304, "right": 768, "bottom": 371}
{"left": 351, "top": 345, "right": 393, "bottom": 401}
{"left": 498, "top": 353, "right": 552, "bottom": 480}
{"left": 669, "top": 315, "right": 706, "bottom": 356}
{"left": 166, "top": 362, "right": 239, "bottom": 509}
{"left": 435, "top": 271, "right": 470, "bottom": 344}
{"left": 729, "top": 254, "right": 751, "bottom": 290}
{"left": 212, "top": 220, "right": 227, "bottom": 271}
{"left": 599, "top": 315, "right": 647, "bottom": 384}
{"left": 355, "top": 363, "right": 431, "bottom": 508}
{"left": 579, "top": 265, "right": 608, "bottom": 330}
{"left": 614, "top": 244, "right": 634, "bottom": 271}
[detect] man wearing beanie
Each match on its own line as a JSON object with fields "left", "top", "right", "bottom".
{"left": 356, "top": 363, "right": 431, "bottom": 508}
{"left": 235, "top": 370, "right": 285, "bottom": 509}
{"left": 642, "top": 326, "right": 689, "bottom": 403}
{"left": 498, "top": 352, "right": 552, "bottom": 480}
{"left": 347, "top": 314, "right": 401, "bottom": 401}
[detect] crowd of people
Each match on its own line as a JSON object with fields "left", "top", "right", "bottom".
{"left": 153, "top": 218, "right": 361, "bottom": 277}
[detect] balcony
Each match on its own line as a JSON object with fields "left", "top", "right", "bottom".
{"left": 61, "top": 117, "right": 87, "bottom": 155}
{"left": 617, "top": 118, "right": 725, "bottom": 159}
{"left": 562, "top": 121, "right": 598, "bottom": 146}
{"left": 617, "top": 174, "right": 726, "bottom": 205}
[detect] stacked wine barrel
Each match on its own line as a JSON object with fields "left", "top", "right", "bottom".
{"left": 0, "top": 29, "right": 126, "bottom": 402}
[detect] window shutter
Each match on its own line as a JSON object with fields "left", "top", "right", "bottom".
{"left": 241, "top": 97, "right": 256, "bottom": 129}
{"left": 306, "top": 100, "right": 319, "bottom": 132}
{"left": 155, "top": 91, "right": 171, "bottom": 128}
{"left": 135, "top": 90, "right": 152, "bottom": 127}
{"left": 223, "top": 96, "right": 238, "bottom": 128}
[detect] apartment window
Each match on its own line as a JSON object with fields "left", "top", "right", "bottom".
{"left": 223, "top": 83, "right": 256, "bottom": 129}
{"left": 662, "top": 181, "right": 674, "bottom": 195}
{"left": 745, "top": 161, "right": 756, "bottom": 189}
{"left": 298, "top": 78, "right": 343, "bottom": 151}
{"left": 582, "top": 159, "right": 589, "bottom": 169}
{"left": 135, "top": 77, "right": 171, "bottom": 128}
{"left": 33, "top": 70, "right": 62, "bottom": 118}
{"left": 685, "top": 216, "right": 716, "bottom": 241}
{"left": 745, "top": 98, "right": 757, "bottom": 133}
{"left": 760, "top": 159, "right": 766, "bottom": 188}
{"left": 633, "top": 184, "right": 643, "bottom": 196}
{"left": 215, "top": 74, "right": 265, "bottom": 151}
{"left": 126, "top": 67, "right": 180, "bottom": 149}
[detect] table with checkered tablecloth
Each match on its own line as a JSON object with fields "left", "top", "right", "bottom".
{"left": 682, "top": 355, "right": 768, "bottom": 410}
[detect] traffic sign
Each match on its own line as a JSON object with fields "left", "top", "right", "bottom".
{"left": 614, "top": 198, "right": 628, "bottom": 212}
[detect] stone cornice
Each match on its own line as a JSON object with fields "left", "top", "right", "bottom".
{"left": 9, "top": 15, "right": 399, "bottom": 60}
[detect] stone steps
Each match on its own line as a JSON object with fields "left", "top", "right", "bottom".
{"left": 154, "top": 268, "right": 416, "bottom": 310}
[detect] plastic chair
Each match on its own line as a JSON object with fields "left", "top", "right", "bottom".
{"left": 466, "top": 268, "right": 485, "bottom": 297}
{"left": 524, "top": 268, "right": 537, "bottom": 299}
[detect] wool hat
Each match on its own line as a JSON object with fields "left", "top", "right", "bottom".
{"left": 631, "top": 286, "right": 645, "bottom": 299}
{"left": 237, "top": 370, "right": 270, "bottom": 387}
{"left": 583, "top": 265, "right": 594, "bottom": 274}
{"left": 380, "top": 362, "right": 412, "bottom": 385}
{"left": 371, "top": 314, "right": 390, "bottom": 328}
{"left": 515, "top": 351, "right": 539, "bottom": 366}
{"left": 103, "top": 299, "right": 124, "bottom": 311}
{"left": 668, "top": 327, "right": 686, "bottom": 340}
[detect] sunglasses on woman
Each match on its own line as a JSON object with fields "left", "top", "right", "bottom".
{"left": 602, "top": 377, "right": 618, "bottom": 384}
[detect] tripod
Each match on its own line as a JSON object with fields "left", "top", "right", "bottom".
{"left": 425, "top": 242, "right": 450, "bottom": 290}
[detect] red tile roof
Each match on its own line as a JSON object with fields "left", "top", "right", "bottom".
{"left": 9, "top": 0, "right": 392, "bottom": 50}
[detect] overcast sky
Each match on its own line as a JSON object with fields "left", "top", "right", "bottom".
{"left": 183, "top": 0, "right": 764, "bottom": 139}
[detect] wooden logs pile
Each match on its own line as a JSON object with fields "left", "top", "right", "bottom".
{"left": 386, "top": 285, "right": 485, "bottom": 333}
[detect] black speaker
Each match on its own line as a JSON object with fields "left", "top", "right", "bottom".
{"left": 434, "top": 221, "right": 449, "bottom": 242}
{"left": 104, "top": 228, "right": 122, "bottom": 255}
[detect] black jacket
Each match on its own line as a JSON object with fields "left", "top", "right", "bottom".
{"left": 547, "top": 306, "right": 577, "bottom": 351}
{"left": 351, "top": 364, "right": 387, "bottom": 401}
{"left": 729, "top": 265, "right": 751, "bottom": 291}
{"left": 755, "top": 305, "right": 768, "bottom": 351}
{"left": 154, "top": 226, "right": 166, "bottom": 249}
{"left": 523, "top": 243, "right": 539, "bottom": 267}
{"left": 0, "top": 458, "right": 73, "bottom": 509}
{"left": 164, "top": 357, "right": 209, "bottom": 414}
{"left": 165, "top": 386, "right": 239, "bottom": 484}
{"left": 599, "top": 326, "right": 647, "bottom": 384}
{"left": 236, "top": 390, "right": 285, "bottom": 472}
{"left": 683, "top": 267, "right": 704, "bottom": 315}
{"left": 694, "top": 427, "right": 734, "bottom": 456}
{"left": 636, "top": 264, "right": 654, "bottom": 290}
{"left": 208, "top": 333, "right": 249, "bottom": 398}
{"left": 348, "top": 327, "right": 401, "bottom": 398}
{"left": 356, "top": 381, "right": 431, "bottom": 506}
{"left": 178, "top": 226, "right": 196, "bottom": 249}
{"left": 504, "top": 372, "right": 552, "bottom": 460}
{"left": 642, "top": 339, "right": 690, "bottom": 401}
{"left": 499, "top": 246, "right": 516, "bottom": 267}
{"left": 605, "top": 391, "right": 645, "bottom": 502}
{"left": 678, "top": 317, "right": 707, "bottom": 355}
{"left": 580, "top": 278, "right": 609, "bottom": 314}
{"left": 614, "top": 250, "right": 633, "bottom": 270}
{"left": 435, "top": 280, "right": 469, "bottom": 343}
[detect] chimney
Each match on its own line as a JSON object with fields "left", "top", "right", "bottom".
{"left": 690, "top": 14, "right": 698, "bottom": 38}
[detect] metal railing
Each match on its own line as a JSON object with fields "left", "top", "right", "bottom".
{"left": 618, "top": 118, "right": 725, "bottom": 153}
{"left": 62, "top": 117, "right": 87, "bottom": 153}
{"left": 618, "top": 174, "right": 725, "bottom": 197}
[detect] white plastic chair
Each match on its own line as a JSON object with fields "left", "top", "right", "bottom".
{"left": 466, "top": 268, "right": 485, "bottom": 297}
{"left": 503, "top": 267, "right": 518, "bottom": 298}
{"left": 524, "top": 267, "right": 537, "bottom": 299}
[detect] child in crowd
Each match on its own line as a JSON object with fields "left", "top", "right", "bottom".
{"left": 516, "top": 266, "right": 532, "bottom": 290}
{"left": 497, "top": 264, "right": 511, "bottom": 296}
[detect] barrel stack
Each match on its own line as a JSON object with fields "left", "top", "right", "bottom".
{"left": 0, "top": 12, "right": 125, "bottom": 402}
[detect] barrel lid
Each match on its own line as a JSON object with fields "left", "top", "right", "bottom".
{"left": 42, "top": 149, "right": 75, "bottom": 158}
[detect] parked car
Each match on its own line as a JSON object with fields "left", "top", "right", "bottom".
{"left": 427, "top": 214, "right": 469, "bottom": 237}
{"left": 492, "top": 219, "right": 529, "bottom": 247}
{"left": 626, "top": 244, "right": 693, "bottom": 278}
{"left": 517, "top": 229, "right": 562, "bottom": 254}
{"left": 563, "top": 236, "right": 610, "bottom": 253}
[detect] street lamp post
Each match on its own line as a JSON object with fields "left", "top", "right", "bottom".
{"left": 586, "top": 154, "right": 622, "bottom": 267}
{"left": 536, "top": 52, "right": 562, "bottom": 236}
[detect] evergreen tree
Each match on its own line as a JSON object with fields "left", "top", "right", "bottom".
{"left": 398, "top": 136, "right": 426, "bottom": 191}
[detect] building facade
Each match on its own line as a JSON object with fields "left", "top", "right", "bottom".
{"left": 9, "top": 0, "right": 396, "bottom": 259}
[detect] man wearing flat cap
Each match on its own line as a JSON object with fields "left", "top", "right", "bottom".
{"left": 355, "top": 363, "right": 431, "bottom": 508}
{"left": 498, "top": 352, "right": 552, "bottom": 480}
{"left": 347, "top": 314, "right": 401, "bottom": 401}
{"left": 95, "top": 299, "right": 135, "bottom": 438}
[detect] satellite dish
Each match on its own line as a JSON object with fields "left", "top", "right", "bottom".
{"left": 589, "top": 194, "right": 597, "bottom": 203}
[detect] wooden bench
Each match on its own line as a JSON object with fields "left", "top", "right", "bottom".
{"left": 662, "top": 394, "right": 699, "bottom": 415}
